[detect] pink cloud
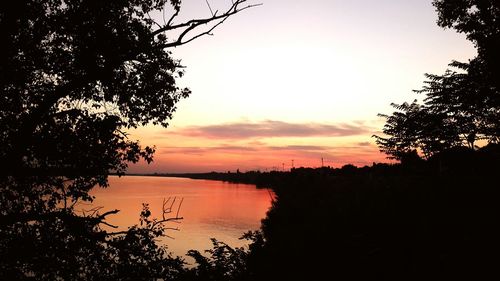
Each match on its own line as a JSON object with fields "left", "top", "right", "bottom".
{"left": 169, "top": 120, "right": 372, "bottom": 139}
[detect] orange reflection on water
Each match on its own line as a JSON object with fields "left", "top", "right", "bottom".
{"left": 87, "top": 176, "right": 273, "bottom": 260}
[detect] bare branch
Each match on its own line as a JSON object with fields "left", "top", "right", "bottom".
{"left": 82, "top": 206, "right": 104, "bottom": 217}
{"left": 169, "top": 197, "right": 176, "bottom": 213}
{"left": 153, "top": 0, "right": 262, "bottom": 48}
{"left": 161, "top": 17, "right": 226, "bottom": 48}
{"left": 162, "top": 196, "right": 176, "bottom": 220}
{"left": 166, "top": 6, "right": 180, "bottom": 27}
{"left": 162, "top": 217, "right": 184, "bottom": 222}
{"left": 100, "top": 221, "right": 118, "bottom": 229}
{"left": 97, "top": 209, "right": 120, "bottom": 221}
{"left": 105, "top": 231, "right": 129, "bottom": 236}
{"left": 205, "top": 0, "right": 215, "bottom": 16}
{"left": 152, "top": 196, "right": 184, "bottom": 229}
{"left": 105, "top": 197, "right": 183, "bottom": 239}
{"left": 176, "top": 197, "right": 183, "bottom": 218}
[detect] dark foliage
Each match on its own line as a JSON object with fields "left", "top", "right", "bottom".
{"left": 433, "top": 0, "right": 500, "bottom": 88}
{"left": 253, "top": 146, "right": 500, "bottom": 281}
{"left": 375, "top": 1, "right": 500, "bottom": 159}
{"left": 172, "top": 146, "right": 500, "bottom": 281}
{"left": 2, "top": 0, "right": 499, "bottom": 280}
{"left": 375, "top": 59, "right": 500, "bottom": 160}
{"left": 0, "top": 0, "right": 254, "bottom": 279}
{"left": 179, "top": 2, "right": 500, "bottom": 279}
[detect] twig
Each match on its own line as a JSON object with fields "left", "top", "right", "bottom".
{"left": 176, "top": 197, "right": 183, "bottom": 218}
{"left": 205, "top": 0, "right": 214, "bottom": 16}
{"left": 100, "top": 221, "right": 118, "bottom": 229}
{"left": 152, "top": 0, "right": 262, "bottom": 48}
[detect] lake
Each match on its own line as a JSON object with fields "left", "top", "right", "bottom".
{"left": 88, "top": 176, "right": 273, "bottom": 262}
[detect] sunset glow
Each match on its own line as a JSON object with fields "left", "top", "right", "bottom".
{"left": 128, "top": 0, "right": 476, "bottom": 173}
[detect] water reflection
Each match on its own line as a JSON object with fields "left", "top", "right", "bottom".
{"left": 88, "top": 176, "right": 272, "bottom": 259}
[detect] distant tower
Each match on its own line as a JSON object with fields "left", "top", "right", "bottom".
{"left": 291, "top": 159, "right": 294, "bottom": 169}
{"left": 282, "top": 162, "right": 285, "bottom": 171}
{"left": 321, "top": 157, "right": 324, "bottom": 167}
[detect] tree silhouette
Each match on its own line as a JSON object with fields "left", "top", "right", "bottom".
{"left": 376, "top": 0, "right": 500, "bottom": 160}
{"left": 433, "top": 0, "right": 500, "bottom": 88}
{"left": 374, "top": 99, "right": 461, "bottom": 160}
{"left": 375, "top": 60, "right": 500, "bottom": 159}
{"left": 419, "top": 60, "right": 500, "bottom": 147}
{"left": 0, "top": 0, "right": 257, "bottom": 279}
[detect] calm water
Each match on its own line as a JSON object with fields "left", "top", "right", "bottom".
{"left": 87, "top": 176, "right": 273, "bottom": 261}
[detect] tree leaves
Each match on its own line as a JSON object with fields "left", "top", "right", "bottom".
{"left": 375, "top": 59, "right": 500, "bottom": 160}
{"left": 0, "top": 0, "right": 254, "bottom": 279}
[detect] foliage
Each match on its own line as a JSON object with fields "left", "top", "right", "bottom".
{"left": 433, "top": 0, "right": 500, "bottom": 83}
{"left": 0, "top": 198, "right": 186, "bottom": 280}
{"left": 184, "top": 239, "right": 248, "bottom": 281}
{"left": 195, "top": 2, "right": 500, "bottom": 280}
{"left": 420, "top": 59, "right": 500, "bottom": 144}
{"left": 1, "top": 0, "right": 190, "bottom": 177}
{"left": 172, "top": 150, "right": 500, "bottom": 281}
{"left": 250, "top": 152, "right": 500, "bottom": 281}
{"left": 376, "top": 0, "right": 500, "bottom": 160}
{"left": 375, "top": 59, "right": 500, "bottom": 159}
{"left": 0, "top": 0, "right": 255, "bottom": 279}
{"left": 374, "top": 100, "right": 458, "bottom": 159}
{"left": 178, "top": 231, "right": 265, "bottom": 281}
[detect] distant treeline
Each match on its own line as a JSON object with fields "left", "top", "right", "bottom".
{"left": 149, "top": 142, "right": 500, "bottom": 191}
{"left": 151, "top": 170, "right": 284, "bottom": 189}
{"left": 172, "top": 144, "right": 500, "bottom": 281}
{"left": 250, "top": 144, "right": 500, "bottom": 280}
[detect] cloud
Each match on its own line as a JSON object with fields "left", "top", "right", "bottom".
{"left": 161, "top": 143, "right": 376, "bottom": 157}
{"left": 170, "top": 120, "right": 371, "bottom": 139}
{"left": 161, "top": 145, "right": 257, "bottom": 155}
{"left": 267, "top": 145, "right": 330, "bottom": 151}
{"left": 356, "top": 141, "right": 372, "bottom": 147}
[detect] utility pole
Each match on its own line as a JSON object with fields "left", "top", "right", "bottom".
{"left": 291, "top": 159, "right": 294, "bottom": 169}
{"left": 282, "top": 162, "right": 285, "bottom": 171}
{"left": 321, "top": 157, "right": 324, "bottom": 167}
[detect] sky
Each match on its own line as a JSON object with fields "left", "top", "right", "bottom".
{"left": 128, "top": 0, "right": 476, "bottom": 173}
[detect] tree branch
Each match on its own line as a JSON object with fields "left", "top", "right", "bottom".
{"left": 97, "top": 209, "right": 120, "bottom": 221}
{"left": 153, "top": 0, "right": 261, "bottom": 48}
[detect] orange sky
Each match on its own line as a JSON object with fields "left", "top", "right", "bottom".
{"left": 127, "top": 0, "right": 476, "bottom": 173}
